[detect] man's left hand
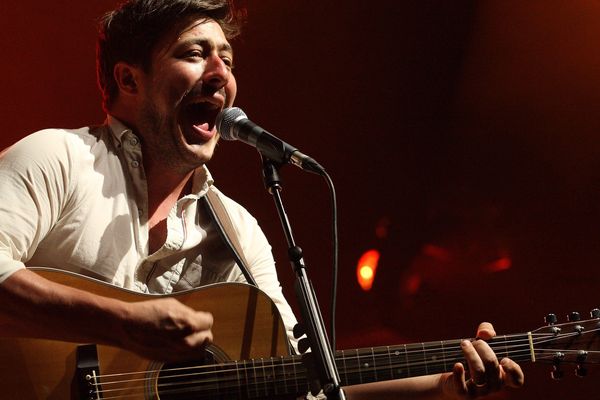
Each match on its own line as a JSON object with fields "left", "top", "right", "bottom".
{"left": 442, "top": 322, "right": 524, "bottom": 399}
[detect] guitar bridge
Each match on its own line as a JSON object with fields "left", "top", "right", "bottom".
{"left": 75, "top": 344, "right": 103, "bottom": 400}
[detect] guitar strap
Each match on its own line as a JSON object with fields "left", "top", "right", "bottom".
{"left": 201, "top": 188, "right": 258, "bottom": 287}
{"left": 202, "top": 189, "right": 297, "bottom": 357}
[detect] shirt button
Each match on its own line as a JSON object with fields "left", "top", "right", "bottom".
{"left": 138, "top": 208, "right": 143, "bottom": 217}
{"left": 131, "top": 160, "right": 140, "bottom": 168}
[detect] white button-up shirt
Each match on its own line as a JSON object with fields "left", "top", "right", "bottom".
{"left": 0, "top": 116, "right": 297, "bottom": 341}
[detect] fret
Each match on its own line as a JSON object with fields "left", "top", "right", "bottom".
{"left": 260, "top": 358, "right": 268, "bottom": 397}
{"left": 292, "top": 353, "right": 299, "bottom": 394}
{"left": 371, "top": 347, "right": 378, "bottom": 382}
{"left": 213, "top": 361, "right": 221, "bottom": 397}
{"left": 444, "top": 339, "right": 466, "bottom": 370}
{"left": 502, "top": 335, "right": 510, "bottom": 359}
{"left": 251, "top": 358, "right": 258, "bottom": 398}
{"left": 387, "top": 346, "right": 394, "bottom": 380}
{"left": 404, "top": 344, "right": 411, "bottom": 377}
{"left": 243, "top": 359, "right": 251, "bottom": 399}
{"left": 383, "top": 344, "right": 411, "bottom": 379}
{"left": 340, "top": 349, "right": 348, "bottom": 386}
{"left": 218, "top": 361, "right": 239, "bottom": 398}
{"left": 266, "top": 356, "right": 289, "bottom": 398}
{"left": 421, "top": 341, "right": 447, "bottom": 375}
{"left": 280, "top": 356, "right": 288, "bottom": 395}
{"left": 489, "top": 333, "right": 530, "bottom": 363}
{"left": 405, "top": 343, "right": 427, "bottom": 376}
{"left": 356, "top": 348, "right": 363, "bottom": 384}
{"left": 234, "top": 360, "right": 242, "bottom": 399}
{"left": 356, "top": 347, "right": 379, "bottom": 384}
{"left": 422, "top": 343, "right": 429, "bottom": 375}
{"left": 486, "top": 333, "right": 529, "bottom": 363}
{"left": 336, "top": 348, "right": 361, "bottom": 386}
{"left": 441, "top": 341, "right": 447, "bottom": 373}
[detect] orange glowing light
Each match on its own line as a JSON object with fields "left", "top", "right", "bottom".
{"left": 356, "top": 249, "right": 380, "bottom": 291}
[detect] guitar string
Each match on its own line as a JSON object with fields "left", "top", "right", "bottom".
{"left": 88, "top": 332, "right": 596, "bottom": 398}
{"left": 89, "top": 331, "right": 588, "bottom": 391}
{"left": 92, "top": 348, "right": 600, "bottom": 400}
{"left": 92, "top": 331, "right": 539, "bottom": 380}
{"left": 91, "top": 349, "right": 600, "bottom": 400}
{"left": 91, "top": 338, "right": 592, "bottom": 394}
{"left": 92, "top": 334, "right": 554, "bottom": 378}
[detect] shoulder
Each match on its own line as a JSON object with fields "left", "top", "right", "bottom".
{"left": 207, "top": 185, "right": 261, "bottom": 231}
{"left": 205, "top": 184, "right": 273, "bottom": 251}
{"left": 0, "top": 127, "right": 103, "bottom": 167}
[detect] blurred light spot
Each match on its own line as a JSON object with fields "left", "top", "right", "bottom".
{"left": 375, "top": 217, "right": 391, "bottom": 239}
{"left": 357, "top": 249, "right": 380, "bottom": 291}
{"left": 422, "top": 243, "right": 452, "bottom": 263}
{"left": 485, "top": 256, "right": 512, "bottom": 272}
{"left": 359, "top": 265, "right": 374, "bottom": 279}
{"left": 405, "top": 273, "right": 422, "bottom": 295}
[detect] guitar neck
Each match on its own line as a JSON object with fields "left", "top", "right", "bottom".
{"left": 335, "top": 334, "right": 532, "bottom": 386}
{"left": 205, "top": 334, "right": 533, "bottom": 398}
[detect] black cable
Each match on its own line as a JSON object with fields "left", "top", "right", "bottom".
{"left": 320, "top": 170, "right": 338, "bottom": 351}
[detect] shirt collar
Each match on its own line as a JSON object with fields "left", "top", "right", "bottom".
{"left": 106, "top": 115, "right": 131, "bottom": 145}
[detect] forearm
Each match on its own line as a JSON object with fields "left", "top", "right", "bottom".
{"left": 344, "top": 374, "right": 446, "bottom": 400}
{"left": 0, "top": 268, "right": 129, "bottom": 346}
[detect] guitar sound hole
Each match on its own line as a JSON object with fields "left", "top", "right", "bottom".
{"left": 157, "top": 352, "right": 241, "bottom": 400}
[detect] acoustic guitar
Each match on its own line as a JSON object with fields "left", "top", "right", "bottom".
{"left": 0, "top": 268, "right": 598, "bottom": 399}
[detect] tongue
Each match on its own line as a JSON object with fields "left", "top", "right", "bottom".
{"left": 194, "top": 122, "right": 210, "bottom": 131}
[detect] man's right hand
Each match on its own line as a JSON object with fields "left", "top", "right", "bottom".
{"left": 120, "top": 297, "right": 214, "bottom": 362}
{"left": 0, "top": 269, "right": 213, "bottom": 363}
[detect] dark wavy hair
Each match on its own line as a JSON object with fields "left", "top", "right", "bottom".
{"left": 96, "top": 0, "right": 241, "bottom": 111}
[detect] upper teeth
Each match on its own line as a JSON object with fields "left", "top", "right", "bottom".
{"left": 191, "top": 99, "right": 218, "bottom": 109}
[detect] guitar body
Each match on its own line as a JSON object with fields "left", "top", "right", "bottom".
{"left": 0, "top": 268, "right": 290, "bottom": 400}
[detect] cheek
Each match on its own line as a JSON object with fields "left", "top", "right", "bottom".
{"left": 154, "top": 66, "right": 199, "bottom": 102}
{"left": 225, "top": 74, "right": 237, "bottom": 106}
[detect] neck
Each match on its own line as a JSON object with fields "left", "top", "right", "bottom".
{"left": 146, "top": 165, "right": 194, "bottom": 229}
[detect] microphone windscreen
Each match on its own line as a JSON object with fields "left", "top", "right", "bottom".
{"left": 216, "top": 107, "right": 247, "bottom": 141}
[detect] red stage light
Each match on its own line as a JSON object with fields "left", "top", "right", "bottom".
{"left": 356, "top": 249, "right": 380, "bottom": 291}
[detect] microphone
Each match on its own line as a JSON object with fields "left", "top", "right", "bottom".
{"left": 216, "top": 107, "right": 325, "bottom": 174}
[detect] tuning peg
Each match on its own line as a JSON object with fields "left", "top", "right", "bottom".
{"left": 545, "top": 313, "right": 558, "bottom": 325}
{"left": 568, "top": 312, "right": 581, "bottom": 322}
{"left": 575, "top": 364, "right": 588, "bottom": 378}
{"left": 591, "top": 308, "right": 600, "bottom": 318}
{"left": 551, "top": 366, "right": 564, "bottom": 380}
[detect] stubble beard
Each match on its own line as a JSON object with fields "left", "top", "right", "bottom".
{"left": 138, "top": 99, "right": 189, "bottom": 173}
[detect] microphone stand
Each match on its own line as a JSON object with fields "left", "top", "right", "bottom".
{"left": 261, "top": 156, "right": 345, "bottom": 400}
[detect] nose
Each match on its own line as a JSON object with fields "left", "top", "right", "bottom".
{"left": 202, "top": 53, "right": 230, "bottom": 89}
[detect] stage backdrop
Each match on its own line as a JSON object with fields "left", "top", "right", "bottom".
{"left": 2, "top": 1, "right": 600, "bottom": 399}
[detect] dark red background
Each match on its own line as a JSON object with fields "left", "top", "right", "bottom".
{"left": 2, "top": 1, "right": 600, "bottom": 398}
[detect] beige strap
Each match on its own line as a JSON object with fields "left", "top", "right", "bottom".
{"left": 202, "top": 188, "right": 257, "bottom": 286}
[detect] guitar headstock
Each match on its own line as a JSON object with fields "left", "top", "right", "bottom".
{"left": 531, "top": 309, "right": 600, "bottom": 379}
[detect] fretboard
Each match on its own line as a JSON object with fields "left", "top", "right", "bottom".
{"left": 335, "top": 335, "right": 531, "bottom": 386}
{"left": 156, "top": 334, "right": 533, "bottom": 399}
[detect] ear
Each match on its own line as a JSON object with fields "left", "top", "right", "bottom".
{"left": 113, "top": 62, "right": 142, "bottom": 97}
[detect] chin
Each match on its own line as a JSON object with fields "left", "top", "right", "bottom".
{"left": 185, "top": 142, "right": 217, "bottom": 166}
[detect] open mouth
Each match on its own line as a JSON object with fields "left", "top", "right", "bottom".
{"left": 183, "top": 101, "right": 221, "bottom": 131}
